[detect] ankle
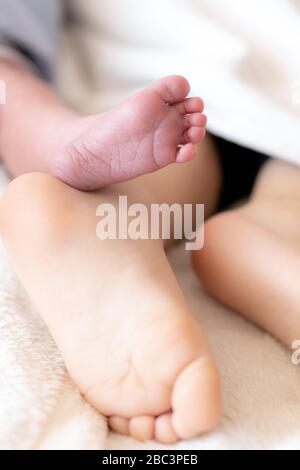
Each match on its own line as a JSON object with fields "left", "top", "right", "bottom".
{"left": 0, "top": 58, "right": 81, "bottom": 176}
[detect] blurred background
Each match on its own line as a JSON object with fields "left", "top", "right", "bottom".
{"left": 60, "top": 0, "right": 300, "bottom": 166}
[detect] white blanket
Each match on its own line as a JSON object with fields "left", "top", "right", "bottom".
{"left": 1, "top": 0, "right": 300, "bottom": 450}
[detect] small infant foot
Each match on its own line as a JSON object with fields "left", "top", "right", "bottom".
{"left": 53, "top": 75, "right": 206, "bottom": 190}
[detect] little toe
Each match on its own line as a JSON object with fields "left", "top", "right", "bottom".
{"left": 184, "top": 113, "right": 207, "bottom": 130}
{"left": 155, "top": 413, "right": 179, "bottom": 444}
{"left": 129, "top": 416, "right": 155, "bottom": 441}
{"left": 109, "top": 416, "right": 130, "bottom": 436}
{"left": 183, "top": 127, "right": 206, "bottom": 144}
{"left": 175, "top": 97, "right": 204, "bottom": 115}
{"left": 172, "top": 356, "right": 221, "bottom": 440}
{"left": 152, "top": 75, "right": 190, "bottom": 104}
{"left": 176, "top": 144, "right": 197, "bottom": 163}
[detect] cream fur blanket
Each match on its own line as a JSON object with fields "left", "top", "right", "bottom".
{"left": 1, "top": 0, "right": 300, "bottom": 450}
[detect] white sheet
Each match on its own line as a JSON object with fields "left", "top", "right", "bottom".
{"left": 60, "top": 0, "right": 300, "bottom": 163}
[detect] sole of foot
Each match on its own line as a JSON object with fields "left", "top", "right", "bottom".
{"left": 0, "top": 173, "right": 221, "bottom": 443}
{"left": 53, "top": 75, "right": 206, "bottom": 190}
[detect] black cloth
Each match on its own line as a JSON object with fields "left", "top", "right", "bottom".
{"left": 213, "top": 135, "right": 269, "bottom": 210}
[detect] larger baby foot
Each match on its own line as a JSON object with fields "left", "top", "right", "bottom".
{"left": 0, "top": 173, "right": 221, "bottom": 443}
{"left": 53, "top": 75, "right": 206, "bottom": 190}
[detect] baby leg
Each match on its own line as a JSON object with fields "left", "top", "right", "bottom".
{"left": 0, "top": 137, "right": 222, "bottom": 443}
{"left": 193, "top": 158, "right": 300, "bottom": 347}
{"left": 0, "top": 59, "right": 206, "bottom": 189}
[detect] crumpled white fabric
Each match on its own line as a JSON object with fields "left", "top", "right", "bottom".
{"left": 60, "top": 0, "right": 300, "bottom": 163}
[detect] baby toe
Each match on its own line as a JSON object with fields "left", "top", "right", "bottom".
{"left": 155, "top": 413, "right": 179, "bottom": 444}
{"left": 152, "top": 75, "right": 190, "bottom": 104}
{"left": 176, "top": 144, "right": 197, "bottom": 163}
{"left": 109, "top": 416, "right": 130, "bottom": 435}
{"left": 183, "top": 127, "right": 206, "bottom": 144}
{"left": 175, "top": 97, "right": 204, "bottom": 115}
{"left": 129, "top": 416, "right": 155, "bottom": 441}
{"left": 184, "top": 113, "right": 207, "bottom": 130}
{"left": 172, "top": 356, "right": 221, "bottom": 440}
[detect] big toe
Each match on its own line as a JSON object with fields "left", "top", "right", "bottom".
{"left": 172, "top": 356, "right": 222, "bottom": 440}
{"left": 152, "top": 75, "right": 191, "bottom": 104}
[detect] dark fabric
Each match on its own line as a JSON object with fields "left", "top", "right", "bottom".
{"left": 0, "top": 0, "right": 63, "bottom": 80}
{"left": 213, "top": 135, "right": 270, "bottom": 211}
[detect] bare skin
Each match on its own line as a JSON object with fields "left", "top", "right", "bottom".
{"left": 0, "top": 137, "right": 223, "bottom": 443}
{"left": 0, "top": 59, "right": 205, "bottom": 190}
{"left": 193, "top": 158, "right": 300, "bottom": 348}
